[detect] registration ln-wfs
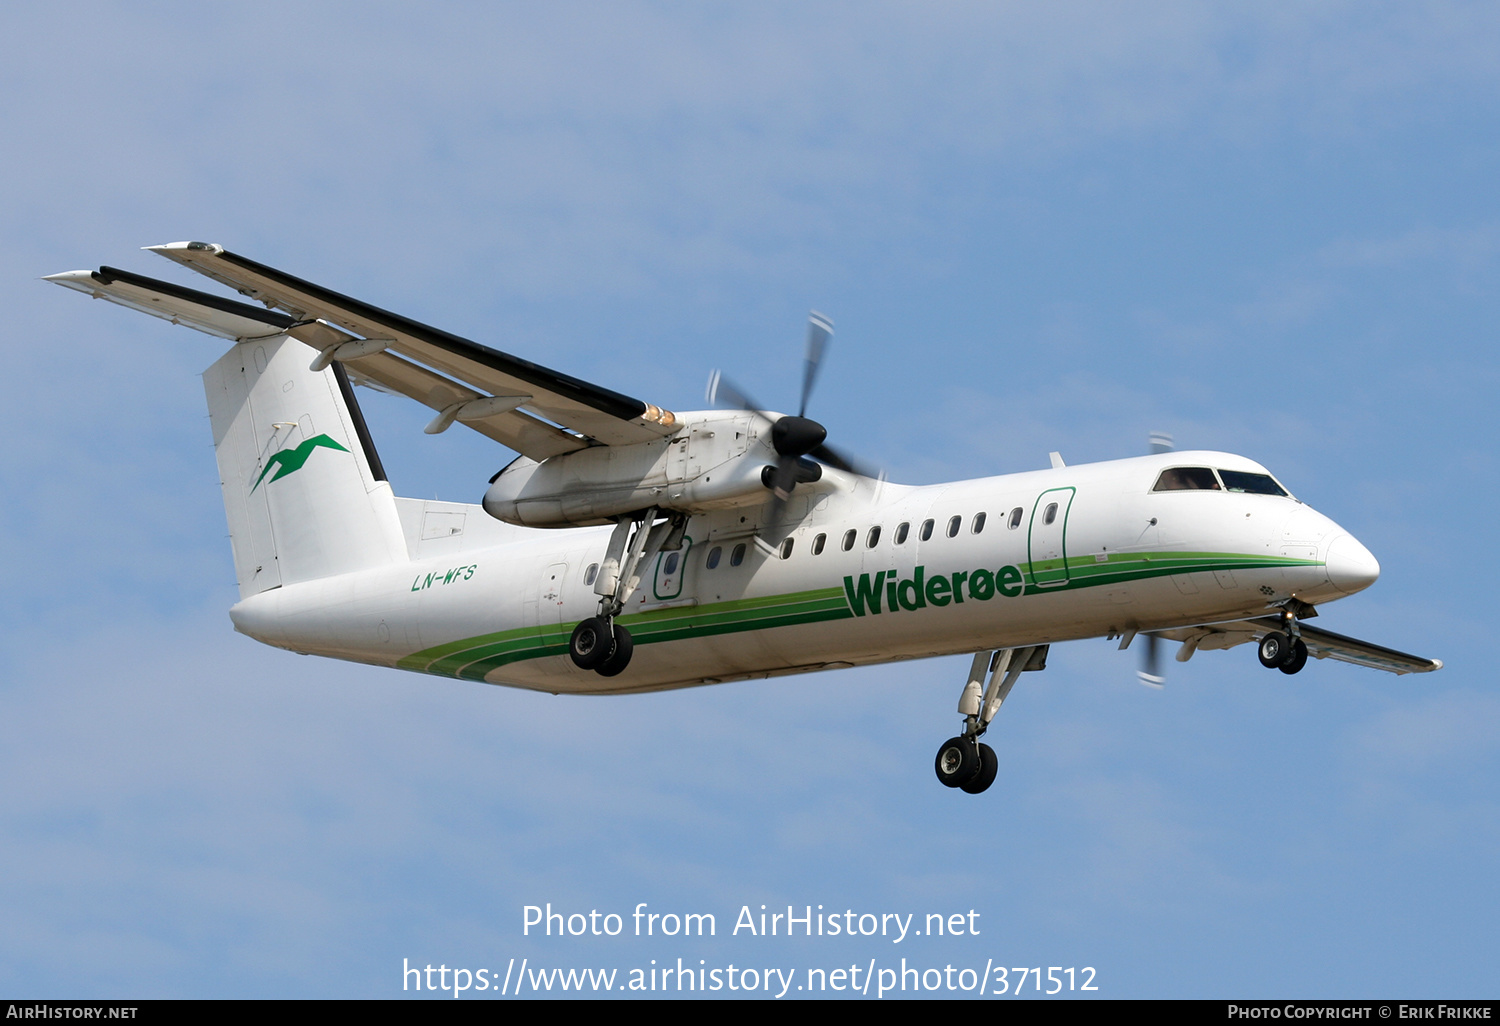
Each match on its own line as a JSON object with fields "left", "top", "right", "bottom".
{"left": 48, "top": 244, "right": 1442, "bottom": 794}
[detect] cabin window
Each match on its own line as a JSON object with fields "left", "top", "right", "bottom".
{"left": 972, "top": 512, "right": 986, "bottom": 534}
{"left": 947, "top": 515, "right": 961, "bottom": 538}
{"left": 812, "top": 533, "right": 826, "bottom": 555}
{"left": 780, "top": 537, "right": 795, "bottom": 559}
{"left": 1043, "top": 502, "right": 1058, "bottom": 525}
{"left": 706, "top": 546, "right": 722, "bottom": 569}
{"left": 1219, "top": 470, "right": 1288, "bottom": 496}
{"left": 663, "top": 552, "right": 679, "bottom": 575}
{"left": 920, "top": 519, "right": 934, "bottom": 541}
{"left": 730, "top": 543, "right": 746, "bottom": 567}
{"left": 842, "top": 529, "right": 857, "bottom": 552}
{"left": 1153, "top": 467, "right": 1220, "bottom": 491}
{"left": 1008, "top": 507, "right": 1023, "bottom": 529}
{"left": 584, "top": 562, "right": 599, "bottom": 586}
{"left": 867, "top": 526, "right": 881, "bottom": 548}
{"left": 895, "top": 522, "right": 910, "bottom": 544}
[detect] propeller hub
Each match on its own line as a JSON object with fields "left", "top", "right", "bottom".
{"left": 771, "top": 416, "right": 827, "bottom": 458}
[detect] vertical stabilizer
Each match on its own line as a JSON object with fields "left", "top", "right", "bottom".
{"left": 204, "top": 335, "right": 407, "bottom": 598}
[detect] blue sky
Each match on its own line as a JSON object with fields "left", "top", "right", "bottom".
{"left": 2, "top": 2, "right": 1496, "bottom": 998}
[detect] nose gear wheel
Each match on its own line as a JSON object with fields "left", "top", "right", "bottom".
{"left": 1258, "top": 607, "right": 1310, "bottom": 675}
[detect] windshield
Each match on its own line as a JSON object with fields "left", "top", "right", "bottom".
{"left": 1152, "top": 466, "right": 1289, "bottom": 496}
{"left": 1152, "top": 467, "right": 1220, "bottom": 491}
{"left": 1218, "top": 470, "right": 1287, "bottom": 495}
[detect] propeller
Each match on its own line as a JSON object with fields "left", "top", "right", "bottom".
{"left": 707, "top": 312, "right": 879, "bottom": 522}
{"left": 1138, "top": 633, "right": 1165, "bottom": 688}
{"left": 1138, "top": 429, "right": 1175, "bottom": 687}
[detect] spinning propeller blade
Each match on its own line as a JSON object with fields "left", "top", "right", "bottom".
{"left": 705, "top": 369, "right": 763, "bottom": 415}
{"left": 1138, "top": 633, "right": 1165, "bottom": 688}
{"left": 800, "top": 311, "right": 833, "bottom": 417}
{"left": 707, "top": 312, "right": 880, "bottom": 524}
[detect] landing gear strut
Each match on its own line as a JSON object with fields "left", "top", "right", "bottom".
{"left": 1258, "top": 606, "right": 1309, "bottom": 675}
{"left": 935, "top": 645, "right": 1047, "bottom": 793}
{"left": 567, "top": 507, "right": 688, "bottom": 678}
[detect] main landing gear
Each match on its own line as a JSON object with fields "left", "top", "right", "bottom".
{"left": 568, "top": 616, "right": 634, "bottom": 677}
{"left": 568, "top": 507, "right": 687, "bottom": 679}
{"left": 935, "top": 645, "right": 1048, "bottom": 794}
{"left": 1257, "top": 606, "right": 1309, "bottom": 675}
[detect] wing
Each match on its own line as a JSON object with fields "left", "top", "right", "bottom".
{"left": 47, "top": 264, "right": 588, "bottom": 459}
{"left": 145, "top": 242, "right": 677, "bottom": 448}
{"left": 1154, "top": 617, "right": 1442, "bottom": 675}
{"left": 47, "top": 264, "right": 296, "bottom": 341}
{"left": 51, "top": 242, "right": 680, "bottom": 462}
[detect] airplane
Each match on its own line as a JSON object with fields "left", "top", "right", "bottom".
{"left": 48, "top": 242, "right": 1442, "bottom": 795}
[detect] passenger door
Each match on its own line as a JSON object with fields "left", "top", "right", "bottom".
{"left": 1027, "top": 487, "right": 1075, "bottom": 589}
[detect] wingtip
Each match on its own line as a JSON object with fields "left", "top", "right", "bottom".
{"left": 144, "top": 241, "right": 224, "bottom": 256}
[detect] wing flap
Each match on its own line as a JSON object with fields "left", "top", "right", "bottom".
{"left": 145, "top": 242, "right": 678, "bottom": 447}
{"left": 1157, "top": 617, "right": 1442, "bottom": 675}
{"left": 347, "top": 351, "right": 587, "bottom": 460}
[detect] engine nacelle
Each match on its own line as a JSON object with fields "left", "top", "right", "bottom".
{"left": 482, "top": 410, "right": 779, "bottom": 527}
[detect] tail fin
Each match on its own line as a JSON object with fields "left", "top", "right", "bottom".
{"left": 204, "top": 334, "right": 407, "bottom": 597}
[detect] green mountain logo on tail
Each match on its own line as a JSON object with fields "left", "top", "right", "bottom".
{"left": 251, "top": 434, "right": 349, "bottom": 491}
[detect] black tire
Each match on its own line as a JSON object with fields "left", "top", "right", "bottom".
{"left": 569, "top": 617, "right": 612, "bottom": 670}
{"left": 934, "top": 736, "right": 980, "bottom": 788}
{"left": 1278, "top": 638, "right": 1308, "bottom": 675}
{"left": 960, "top": 743, "right": 999, "bottom": 794}
{"left": 1258, "top": 631, "right": 1289, "bottom": 669}
{"left": 595, "top": 624, "right": 634, "bottom": 677}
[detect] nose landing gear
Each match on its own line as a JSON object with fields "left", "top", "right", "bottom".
{"left": 1258, "top": 606, "right": 1311, "bottom": 675}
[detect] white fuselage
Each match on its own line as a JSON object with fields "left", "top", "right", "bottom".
{"left": 228, "top": 449, "right": 1379, "bottom": 695}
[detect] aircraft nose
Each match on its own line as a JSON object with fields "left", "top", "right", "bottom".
{"left": 1325, "top": 533, "right": 1380, "bottom": 595}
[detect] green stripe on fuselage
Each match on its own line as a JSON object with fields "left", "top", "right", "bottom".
{"left": 399, "top": 586, "right": 851, "bottom": 680}
{"left": 1025, "top": 550, "right": 1313, "bottom": 594}
{"left": 395, "top": 553, "right": 1317, "bottom": 680}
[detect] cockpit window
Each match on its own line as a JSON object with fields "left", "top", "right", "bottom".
{"left": 1219, "top": 470, "right": 1287, "bottom": 496}
{"left": 1152, "top": 467, "right": 1221, "bottom": 491}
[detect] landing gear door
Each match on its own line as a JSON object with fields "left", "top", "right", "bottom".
{"left": 1027, "top": 487, "right": 1075, "bottom": 589}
